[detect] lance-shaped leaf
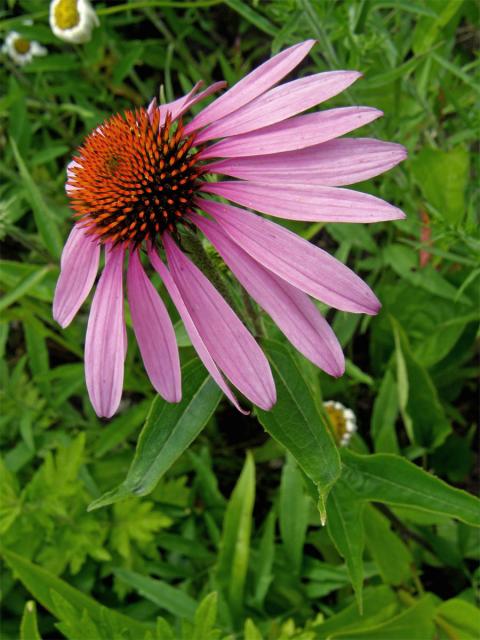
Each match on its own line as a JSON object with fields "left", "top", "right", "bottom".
{"left": 257, "top": 340, "right": 341, "bottom": 519}
{"left": 2, "top": 550, "right": 151, "bottom": 638}
{"left": 341, "top": 449, "right": 480, "bottom": 526}
{"left": 326, "top": 479, "right": 366, "bottom": 610}
{"left": 327, "top": 449, "right": 480, "bottom": 611}
{"left": 88, "top": 358, "right": 222, "bottom": 510}
{"left": 216, "top": 452, "right": 255, "bottom": 624}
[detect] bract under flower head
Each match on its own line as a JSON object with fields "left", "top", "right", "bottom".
{"left": 49, "top": 0, "right": 99, "bottom": 44}
{"left": 54, "top": 40, "right": 407, "bottom": 418}
{"left": 2, "top": 31, "right": 47, "bottom": 66}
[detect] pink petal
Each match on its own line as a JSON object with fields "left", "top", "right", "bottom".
{"left": 202, "top": 181, "right": 405, "bottom": 223}
{"left": 206, "top": 138, "right": 407, "bottom": 186}
{"left": 163, "top": 234, "right": 276, "bottom": 410}
{"left": 198, "top": 198, "right": 380, "bottom": 315}
{"left": 149, "top": 82, "right": 202, "bottom": 124}
{"left": 192, "top": 214, "right": 345, "bottom": 376}
{"left": 148, "top": 247, "right": 248, "bottom": 414}
{"left": 184, "top": 40, "right": 315, "bottom": 134}
{"left": 195, "top": 71, "right": 361, "bottom": 143}
{"left": 127, "top": 250, "right": 181, "bottom": 403}
{"left": 200, "top": 107, "right": 382, "bottom": 158}
{"left": 53, "top": 225, "right": 100, "bottom": 328}
{"left": 172, "top": 81, "right": 227, "bottom": 121}
{"left": 85, "top": 245, "right": 126, "bottom": 418}
{"left": 147, "top": 81, "right": 226, "bottom": 128}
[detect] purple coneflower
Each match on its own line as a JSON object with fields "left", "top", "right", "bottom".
{"left": 53, "top": 40, "right": 406, "bottom": 418}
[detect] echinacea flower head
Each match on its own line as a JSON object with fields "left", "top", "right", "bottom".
{"left": 2, "top": 31, "right": 47, "bottom": 66}
{"left": 53, "top": 40, "right": 406, "bottom": 418}
{"left": 49, "top": 0, "right": 99, "bottom": 44}
{"left": 324, "top": 401, "right": 357, "bottom": 446}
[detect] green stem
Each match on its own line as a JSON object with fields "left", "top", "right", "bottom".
{"left": 181, "top": 232, "right": 239, "bottom": 315}
{"left": 241, "top": 289, "right": 264, "bottom": 337}
{"left": 97, "top": 1, "right": 222, "bottom": 16}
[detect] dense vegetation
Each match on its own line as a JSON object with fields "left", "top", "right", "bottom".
{"left": 1, "top": 1, "right": 478, "bottom": 638}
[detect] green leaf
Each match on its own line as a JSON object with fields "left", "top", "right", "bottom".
{"left": 224, "top": 0, "right": 277, "bottom": 35}
{"left": 279, "top": 453, "right": 310, "bottom": 574}
{"left": 156, "top": 617, "right": 175, "bottom": 640}
{"left": 0, "top": 459, "right": 22, "bottom": 535}
{"left": 252, "top": 510, "right": 276, "bottom": 608}
{"left": 50, "top": 592, "right": 105, "bottom": 640}
{"left": 327, "top": 449, "right": 480, "bottom": 602}
{"left": 371, "top": 369, "right": 399, "bottom": 454}
{"left": 20, "top": 601, "right": 42, "bottom": 640}
{"left": 10, "top": 138, "right": 63, "bottom": 258}
{"left": 88, "top": 359, "right": 222, "bottom": 510}
{"left": 110, "top": 499, "right": 172, "bottom": 561}
{"left": 412, "top": 0, "right": 463, "bottom": 54}
{"left": 192, "top": 592, "right": 218, "bottom": 640}
{"left": 363, "top": 505, "right": 412, "bottom": 585}
{"left": 216, "top": 452, "right": 255, "bottom": 623}
{"left": 326, "top": 479, "right": 365, "bottom": 610}
{"left": 112, "top": 43, "right": 144, "bottom": 84}
{"left": 94, "top": 400, "right": 150, "bottom": 458}
{"left": 23, "top": 315, "right": 50, "bottom": 400}
{"left": 0, "top": 260, "right": 57, "bottom": 303}
{"left": 411, "top": 146, "right": 470, "bottom": 225}
{"left": 436, "top": 598, "right": 480, "bottom": 639}
{"left": 392, "top": 317, "right": 451, "bottom": 449}
{"left": 244, "top": 618, "right": 264, "bottom": 640}
{"left": 341, "top": 449, "right": 480, "bottom": 526}
{"left": 1, "top": 550, "right": 151, "bottom": 638}
{"left": 257, "top": 340, "right": 341, "bottom": 520}
{"left": 114, "top": 568, "right": 197, "bottom": 621}
{"left": 333, "top": 594, "right": 437, "bottom": 639}
{"left": 0, "top": 266, "right": 51, "bottom": 313}
{"left": 315, "top": 586, "right": 397, "bottom": 638}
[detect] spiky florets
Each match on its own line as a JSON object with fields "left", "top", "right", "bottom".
{"left": 68, "top": 107, "right": 202, "bottom": 246}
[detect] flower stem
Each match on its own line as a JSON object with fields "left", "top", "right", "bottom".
{"left": 181, "top": 232, "right": 238, "bottom": 312}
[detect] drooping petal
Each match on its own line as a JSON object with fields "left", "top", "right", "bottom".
{"left": 127, "top": 250, "right": 181, "bottom": 402}
{"left": 198, "top": 198, "right": 380, "bottom": 315}
{"left": 200, "top": 107, "right": 382, "bottom": 158}
{"left": 85, "top": 245, "right": 126, "bottom": 418}
{"left": 163, "top": 234, "right": 276, "bottom": 410}
{"left": 202, "top": 181, "right": 405, "bottom": 223}
{"left": 206, "top": 138, "right": 407, "bottom": 186}
{"left": 184, "top": 40, "right": 315, "bottom": 134}
{"left": 192, "top": 214, "right": 345, "bottom": 376}
{"left": 53, "top": 225, "right": 100, "bottom": 328}
{"left": 195, "top": 71, "right": 361, "bottom": 143}
{"left": 148, "top": 246, "right": 248, "bottom": 413}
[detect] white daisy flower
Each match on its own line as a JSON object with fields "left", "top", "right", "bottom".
{"left": 49, "top": 0, "right": 99, "bottom": 44}
{"left": 2, "top": 31, "right": 47, "bottom": 66}
{"left": 324, "top": 401, "right": 357, "bottom": 447}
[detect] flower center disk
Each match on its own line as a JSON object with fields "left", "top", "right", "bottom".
{"left": 54, "top": 0, "right": 81, "bottom": 29}
{"left": 13, "top": 37, "right": 31, "bottom": 54}
{"left": 68, "top": 107, "right": 201, "bottom": 246}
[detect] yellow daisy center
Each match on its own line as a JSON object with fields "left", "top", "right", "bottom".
{"left": 325, "top": 404, "right": 348, "bottom": 442}
{"left": 54, "top": 0, "right": 81, "bottom": 30}
{"left": 13, "top": 37, "right": 31, "bottom": 54}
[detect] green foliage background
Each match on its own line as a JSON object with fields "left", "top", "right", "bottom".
{"left": 1, "top": 0, "right": 479, "bottom": 638}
